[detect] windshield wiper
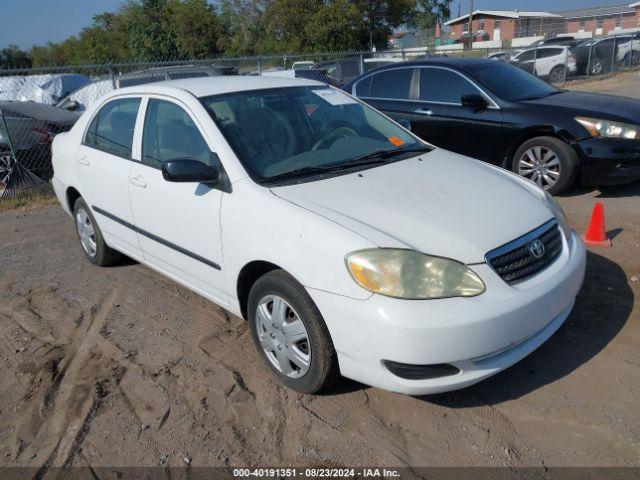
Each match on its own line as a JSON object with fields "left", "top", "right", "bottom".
{"left": 334, "top": 145, "right": 432, "bottom": 170}
{"left": 263, "top": 145, "right": 432, "bottom": 183}
{"left": 263, "top": 165, "right": 336, "bottom": 183}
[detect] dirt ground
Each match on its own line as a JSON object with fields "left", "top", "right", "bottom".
{"left": 0, "top": 77, "right": 639, "bottom": 471}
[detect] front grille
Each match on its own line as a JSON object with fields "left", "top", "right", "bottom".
{"left": 486, "top": 220, "right": 562, "bottom": 284}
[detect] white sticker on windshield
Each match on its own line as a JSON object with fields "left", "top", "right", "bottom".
{"left": 312, "top": 88, "right": 357, "bottom": 106}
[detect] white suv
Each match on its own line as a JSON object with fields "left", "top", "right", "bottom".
{"left": 51, "top": 76, "right": 586, "bottom": 395}
{"left": 511, "top": 46, "right": 577, "bottom": 83}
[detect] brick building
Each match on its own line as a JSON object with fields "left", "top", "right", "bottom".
{"left": 444, "top": 11, "right": 564, "bottom": 42}
{"left": 444, "top": 3, "right": 640, "bottom": 44}
{"left": 561, "top": 4, "right": 640, "bottom": 36}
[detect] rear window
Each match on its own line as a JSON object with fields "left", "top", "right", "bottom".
{"left": 85, "top": 97, "right": 141, "bottom": 157}
{"left": 369, "top": 68, "right": 413, "bottom": 100}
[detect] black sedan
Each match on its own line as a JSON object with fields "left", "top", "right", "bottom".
{"left": 342, "top": 58, "right": 640, "bottom": 194}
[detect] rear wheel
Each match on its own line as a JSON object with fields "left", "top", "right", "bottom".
{"left": 512, "top": 136, "right": 577, "bottom": 195}
{"left": 73, "top": 197, "right": 121, "bottom": 266}
{"left": 0, "top": 153, "right": 12, "bottom": 186}
{"left": 589, "top": 58, "right": 604, "bottom": 75}
{"left": 549, "top": 65, "right": 566, "bottom": 84}
{"left": 247, "top": 270, "right": 339, "bottom": 394}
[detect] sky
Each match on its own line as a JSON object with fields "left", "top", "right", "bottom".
{"left": 0, "top": 0, "right": 634, "bottom": 50}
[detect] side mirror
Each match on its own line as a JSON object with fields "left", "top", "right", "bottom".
{"left": 162, "top": 158, "right": 221, "bottom": 184}
{"left": 461, "top": 94, "right": 489, "bottom": 112}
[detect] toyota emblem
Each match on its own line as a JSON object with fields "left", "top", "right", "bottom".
{"left": 529, "top": 239, "right": 546, "bottom": 259}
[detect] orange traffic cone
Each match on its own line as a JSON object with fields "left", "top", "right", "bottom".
{"left": 582, "top": 202, "right": 611, "bottom": 247}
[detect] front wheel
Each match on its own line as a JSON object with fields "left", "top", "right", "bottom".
{"left": 73, "top": 197, "right": 121, "bottom": 266}
{"left": 512, "top": 136, "right": 578, "bottom": 195}
{"left": 247, "top": 270, "right": 339, "bottom": 394}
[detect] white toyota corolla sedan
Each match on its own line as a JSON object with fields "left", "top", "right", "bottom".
{"left": 51, "top": 76, "right": 586, "bottom": 395}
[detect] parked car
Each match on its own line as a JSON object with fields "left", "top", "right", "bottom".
{"left": 510, "top": 46, "right": 577, "bottom": 83}
{"left": 291, "top": 61, "right": 315, "bottom": 70}
{"left": 0, "top": 101, "right": 80, "bottom": 185}
{"left": 0, "top": 74, "right": 89, "bottom": 105}
{"left": 312, "top": 57, "right": 362, "bottom": 86}
{"left": 51, "top": 76, "right": 585, "bottom": 395}
{"left": 575, "top": 34, "right": 640, "bottom": 75}
{"left": 57, "top": 65, "right": 234, "bottom": 112}
{"left": 343, "top": 58, "right": 640, "bottom": 194}
{"left": 528, "top": 36, "right": 577, "bottom": 48}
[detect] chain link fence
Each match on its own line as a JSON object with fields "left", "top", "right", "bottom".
{"left": 1, "top": 37, "right": 638, "bottom": 204}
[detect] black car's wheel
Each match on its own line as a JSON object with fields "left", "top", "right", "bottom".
{"left": 512, "top": 136, "right": 578, "bottom": 195}
{"left": 0, "top": 153, "right": 12, "bottom": 186}
{"left": 247, "top": 269, "right": 339, "bottom": 394}
{"left": 623, "top": 51, "right": 640, "bottom": 67}
{"left": 549, "top": 66, "right": 566, "bottom": 84}
{"left": 589, "top": 58, "right": 604, "bottom": 75}
{"left": 73, "top": 197, "right": 121, "bottom": 266}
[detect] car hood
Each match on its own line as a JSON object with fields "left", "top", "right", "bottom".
{"left": 524, "top": 91, "right": 640, "bottom": 123}
{"left": 271, "top": 149, "right": 555, "bottom": 264}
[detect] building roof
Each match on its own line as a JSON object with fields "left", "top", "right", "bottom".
{"left": 445, "top": 10, "right": 560, "bottom": 26}
{"left": 557, "top": 4, "right": 635, "bottom": 19}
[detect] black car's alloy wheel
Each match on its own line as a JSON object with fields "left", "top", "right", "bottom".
{"left": 513, "top": 136, "right": 578, "bottom": 195}
{"left": 0, "top": 153, "right": 12, "bottom": 186}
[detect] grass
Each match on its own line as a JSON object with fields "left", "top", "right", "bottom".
{"left": 0, "top": 189, "right": 57, "bottom": 212}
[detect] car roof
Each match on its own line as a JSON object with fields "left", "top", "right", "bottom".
{"left": 360, "top": 57, "right": 496, "bottom": 72}
{"left": 112, "top": 75, "right": 326, "bottom": 99}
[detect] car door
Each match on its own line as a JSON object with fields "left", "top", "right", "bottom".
{"left": 410, "top": 66, "right": 503, "bottom": 164}
{"left": 128, "top": 96, "right": 228, "bottom": 303}
{"left": 352, "top": 67, "right": 417, "bottom": 129}
{"left": 75, "top": 96, "right": 143, "bottom": 258}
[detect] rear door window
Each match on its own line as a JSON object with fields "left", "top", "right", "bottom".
{"left": 368, "top": 68, "right": 414, "bottom": 99}
{"left": 85, "top": 97, "right": 141, "bottom": 158}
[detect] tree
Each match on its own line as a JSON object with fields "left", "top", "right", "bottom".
{"left": 305, "top": 0, "right": 363, "bottom": 52}
{"left": 410, "top": 0, "right": 453, "bottom": 32}
{"left": 0, "top": 45, "right": 32, "bottom": 69}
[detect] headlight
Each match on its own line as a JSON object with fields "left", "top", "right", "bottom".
{"left": 544, "top": 190, "right": 571, "bottom": 238}
{"left": 575, "top": 116, "right": 639, "bottom": 140}
{"left": 345, "top": 249, "right": 485, "bottom": 300}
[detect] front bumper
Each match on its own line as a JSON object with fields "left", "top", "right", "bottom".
{"left": 307, "top": 231, "right": 586, "bottom": 395}
{"left": 574, "top": 137, "right": 640, "bottom": 186}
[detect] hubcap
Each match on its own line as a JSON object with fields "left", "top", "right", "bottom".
{"left": 76, "top": 208, "right": 97, "bottom": 257}
{"left": 518, "top": 146, "right": 561, "bottom": 190}
{"left": 0, "top": 154, "right": 12, "bottom": 186}
{"left": 255, "top": 295, "right": 311, "bottom": 379}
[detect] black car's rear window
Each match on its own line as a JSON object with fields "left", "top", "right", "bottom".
{"left": 468, "top": 62, "right": 558, "bottom": 102}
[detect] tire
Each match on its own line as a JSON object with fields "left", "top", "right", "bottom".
{"left": 247, "top": 270, "right": 339, "bottom": 394}
{"left": 512, "top": 136, "right": 578, "bottom": 195}
{"left": 549, "top": 66, "right": 566, "bottom": 84}
{"left": 73, "top": 197, "right": 121, "bottom": 266}
{"left": 589, "top": 58, "right": 603, "bottom": 75}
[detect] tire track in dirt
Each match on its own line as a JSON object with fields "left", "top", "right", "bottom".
{"left": 9, "top": 286, "right": 124, "bottom": 468}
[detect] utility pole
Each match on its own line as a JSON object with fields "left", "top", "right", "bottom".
{"left": 468, "top": 0, "right": 474, "bottom": 49}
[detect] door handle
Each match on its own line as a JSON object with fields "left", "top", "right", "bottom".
{"left": 414, "top": 108, "right": 433, "bottom": 116}
{"left": 129, "top": 176, "right": 147, "bottom": 188}
{"left": 78, "top": 156, "right": 90, "bottom": 166}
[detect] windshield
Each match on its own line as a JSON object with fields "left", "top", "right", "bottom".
{"left": 201, "top": 86, "right": 422, "bottom": 184}
{"left": 467, "top": 62, "right": 559, "bottom": 102}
